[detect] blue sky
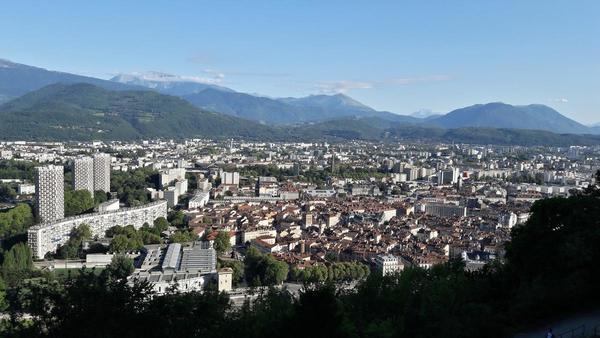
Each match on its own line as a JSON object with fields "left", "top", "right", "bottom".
{"left": 1, "top": 1, "right": 598, "bottom": 123}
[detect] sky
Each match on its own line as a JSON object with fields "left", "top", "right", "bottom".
{"left": 1, "top": 1, "right": 599, "bottom": 123}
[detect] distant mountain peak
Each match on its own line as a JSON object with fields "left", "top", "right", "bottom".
{"left": 280, "top": 93, "right": 374, "bottom": 111}
{"left": 110, "top": 71, "right": 234, "bottom": 95}
{"left": 0, "top": 59, "right": 17, "bottom": 68}
{"left": 410, "top": 109, "right": 440, "bottom": 118}
{"left": 429, "top": 102, "right": 592, "bottom": 134}
{"left": 111, "top": 71, "right": 218, "bottom": 85}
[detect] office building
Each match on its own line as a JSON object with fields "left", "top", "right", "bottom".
{"left": 35, "top": 165, "right": 64, "bottom": 223}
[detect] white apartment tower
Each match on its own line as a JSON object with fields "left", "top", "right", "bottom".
{"left": 35, "top": 165, "right": 64, "bottom": 223}
{"left": 73, "top": 157, "right": 94, "bottom": 195}
{"left": 93, "top": 153, "right": 111, "bottom": 193}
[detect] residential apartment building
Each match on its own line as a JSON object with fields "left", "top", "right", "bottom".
{"left": 73, "top": 156, "right": 94, "bottom": 195}
{"left": 93, "top": 153, "right": 111, "bottom": 193}
{"left": 35, "top": 165, "right": 64, "bottom": 223}
{"left": 28, "top": 200, "right": 167, "bottom": 259}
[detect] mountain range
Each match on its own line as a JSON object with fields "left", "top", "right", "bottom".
{"left": 0, "top": 83, "right": 273, "bottom": 140}
{"left": 0, "top": 82, "right": 599, "bottom": 146}
{"left": 0, "top": 58, "right": 599, "bottom": 143}
{"left": 0, "top": 58, "right": 140, "bottom": 103}
{"left": 109, "top": 68, "right": 600, "bottom": 134}
{"left": 429, "top": 102, "right": 592, "bottom": 134}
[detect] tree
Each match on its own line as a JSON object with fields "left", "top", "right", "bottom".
{"left": 153, "top": 217, "right": 170, "bottom": 233}
{"left": 0, "top": 183, "right": 17, "bottom": 201}
{"left": 0, "top": 277, "right": 7, "bottom": 312}
{"left": 0, "top": 203, "right": 34, "bottom": 239}
{"left": 1, "top": 243, "right": 33, "bottom": 285}
{"left": 56, "top": 224, "right": 92, "bottom": 259}
{"left": 104, "top": 255, "right": 134, "bottom": 280}
{"left": 213, "top": 231, "right": 231, "bottom": 256}
{"left": 168, "top": 210, "right": 186, "bottom": 228}
{"left": 109, "top": 234, "right": 131, "bottom": 253}
{"left": 64, "top": 189, "right": 95, "bottom": 216}
{"left": 244, "top": 247, "right": 288, "bottom": 286}
{"left": 94, "top": 190, "right": 109, "bottom": 205}
{"left": 170, "top": 230, "right": 196, "bottom": 243}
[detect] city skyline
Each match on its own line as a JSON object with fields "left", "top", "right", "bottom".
{"left": 1, "top": 1, "right": 598, "bottom": 123}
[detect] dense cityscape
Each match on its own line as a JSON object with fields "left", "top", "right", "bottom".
{"left": 0, "top": 139, "right": 597, "bottom": 297}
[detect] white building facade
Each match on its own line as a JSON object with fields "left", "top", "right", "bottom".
{"left": 93, "top": 153, "right": 111, "bottom": 193}
{"left": 28, "top": 200, "right": 167, "bottom": 259}
{"left": 73, "top": 156, "right": 95, "bottom": 195}
{"left": 35, "top": 165, "right": 64, "bottom": 223}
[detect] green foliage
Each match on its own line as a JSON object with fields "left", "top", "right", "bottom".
{"left": 93, "top": 190, "right": 108, "bottom": 205}
{"left": 213, "top": 231, "right": 231, "bottom": 255}
{"left": 168, "top": 210, "right": 186, "bottom": 228}
{"left": 0, "top": 160, "right": 36, "bottom": 181}
{"left": 106, "top": 219, "right": 168, "bottom": 253}
{"left": 104, "top": 255, "right": 134, "bottom": 280}
{"left": 244, "top": 247, "right": 288, "bottom": 286}
{"left": 56, "top": 224, "right": 92, "bottom": 259}
{"left": 0, "top": 183, "right": 17, "bottom": 201}
{"left": 107, "top": 226, "right": 142, "bottom": 253}
{"left": 0, "top": 204, "right": 34, "bottom": 239}
{"left": 169, "top": 230, "right": 196, "bottom": 243}
{"left": 0, "top": 277, "right": 7, "bottom": 312}
{"left": 290, "top": 262, "right": 370, "bottom": 283}
{"left": 109, "top": 234, "right": 135, "bottom": 253}
{"left": 64, "top": 189, "right": 94, "bottom": 217}
{"left": 1, "top": 243, "right": 33, "bottom": 285}
{"left": 152, "top": 217, "right": 169, "bottom": 233}
{"left": 110, "top": 167, "right": 158, "bottom": 206}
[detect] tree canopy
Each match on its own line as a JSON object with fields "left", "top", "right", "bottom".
{"left": 64, "top": 189, "right": 94, "bottom": 217}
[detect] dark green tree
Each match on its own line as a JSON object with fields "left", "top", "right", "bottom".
{"left": 64, "top": 189, "right": 95, "bottom": 216}
{"left": 213, "top": 231, "right": 231, "bottom": 256}
{"left": 104, "top": 255, "right": 134, "bottom": 280}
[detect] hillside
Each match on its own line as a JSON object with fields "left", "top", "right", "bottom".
{"left": 0, "top": 59, "right": 141, "bottom": 104}
{"left": 429, "top": 102, "right": 593, "bottom": 134}
{"left": 183, "top": 88, "right": 308, "bottom": 124}
{"left": 0, "top": 83, "right": 275, "bottom": 140}
{"left": 184, "top": 89, "right": 420, "bottom": 125}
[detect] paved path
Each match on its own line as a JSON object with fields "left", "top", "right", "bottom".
{"left": 513, "top": 310, "right": 600, "bottom": 338}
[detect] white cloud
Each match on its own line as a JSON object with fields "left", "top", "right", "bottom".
{"left": 390, "top": 74, "right": 452, "bottom": 85}
{"left": 551, "top": 98, "right": 569, "bottom": 103}
{"left": 114, "top": 70, "right": 225, "bottom": 85}
{"left": 315, "top": 80, "right": 373, "bottom": 94}
{"left": 315, "top": 74, "right": 451, "bottom": 94}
